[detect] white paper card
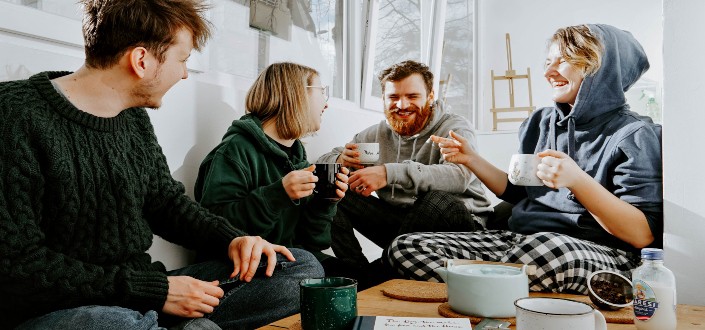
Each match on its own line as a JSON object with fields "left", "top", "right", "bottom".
{"left": 373, "top": 316, "right": 472, "bottom": 329}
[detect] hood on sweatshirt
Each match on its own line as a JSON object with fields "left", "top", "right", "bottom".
{"left": 549, "top": 24, "right": 650, "bottom": 159}
{"left": 221, "top": 114, "right": 309, "bottom": 169}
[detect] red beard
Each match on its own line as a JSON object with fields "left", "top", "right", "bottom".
{"left": 385, "top": 100, "right": 433, "bottom": 136}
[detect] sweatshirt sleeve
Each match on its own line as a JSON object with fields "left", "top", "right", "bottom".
{"left": 316, "top": 146, "right": 345, "bottom": 164}
{"left": 384, "top": 127, "right": 479, "bottom": 195}
{"left": 496, "top": 179, "right": 528, "bottom": 205}
{"left": 197, "top": 148, "right": 295, "bottom": 238}
{"left": 295, "top": 198, "right": 337, "bottom": 252}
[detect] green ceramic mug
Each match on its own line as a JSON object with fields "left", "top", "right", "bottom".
{"left": 300, "top": 277, "right": 358, "bottom": 330}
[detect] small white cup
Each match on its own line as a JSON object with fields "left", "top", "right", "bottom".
{"left": 515, "top": 297, "right": 607, "bottom": 330}
{"left": 356, "top": 143, "right": 380, "bottom": 164}
{"left": 508, "top": 154, "right": 543, "bottom": 186}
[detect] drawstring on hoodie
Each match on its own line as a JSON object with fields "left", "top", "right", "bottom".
{"left": 567, "top": 117, "right": 576, "bottom": 159}
{"left": 549, "top": 111, "right": 577, "bottom": 200}
{"left": 391, "top": 133, "right": 421, "bottom": 199}
{"left": 548, "top": 111, "right": 576, "bottom": 159}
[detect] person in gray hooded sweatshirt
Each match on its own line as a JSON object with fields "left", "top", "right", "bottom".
{"left": 387, "top": 24, "right": 662, "bottom": 294}
{"left": 317, "top": 60, "right": 492, "bottom": 277}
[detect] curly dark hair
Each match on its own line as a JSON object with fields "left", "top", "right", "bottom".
{"left": 81, "top": 0, "right": 212, "bottom": 69}
{"left": 378, "top": 60, "right": 434, "bottom": 94}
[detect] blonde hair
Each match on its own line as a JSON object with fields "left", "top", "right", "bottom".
{"left": 245, "top": 62, "right": 319, "bottom": 140}
{"left": 551, "top": 25, "right": 604, "bottom": 76}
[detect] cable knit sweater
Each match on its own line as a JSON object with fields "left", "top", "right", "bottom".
{"left": 0, "top": 72, "right": 246, "bottom": 328}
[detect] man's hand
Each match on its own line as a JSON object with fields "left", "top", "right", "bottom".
{"left": 228, "top": 236, "right": 295, "bottom": 282}
{"left": 337, "top": 143, "right": 364, "bottom": 170}
{"left": 163, "top": 276, "right": 223, "bottom": 318}
{"left": 348, "top": 165, "right": 387, "bottom": 197}
{"left": 282, "top": 165, "right": 317, "bottom": 200}
{"left": 430, "top": 130, "right": 475, "bottom": 167}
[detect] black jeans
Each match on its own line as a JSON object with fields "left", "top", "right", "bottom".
{"left": 331, "top": 190, "right": 486, "bottom": 266}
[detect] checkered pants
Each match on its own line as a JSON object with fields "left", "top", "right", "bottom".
{"left": 386, "top": 230, "right": 639, "bottom": 294}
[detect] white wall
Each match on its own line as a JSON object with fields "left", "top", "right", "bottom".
{"left": 662, "top": 0, "right": 705, "bottom": 306}
{"left": 477, "top": 0, "right": 663, "bottom": 132}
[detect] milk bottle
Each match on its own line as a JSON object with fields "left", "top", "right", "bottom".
{"left": 632, "top": 248, "right": 676, "bottom": 330}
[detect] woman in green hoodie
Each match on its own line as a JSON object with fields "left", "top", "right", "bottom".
{"left": 195, "top": 62, "right": 355, "bottom": 282}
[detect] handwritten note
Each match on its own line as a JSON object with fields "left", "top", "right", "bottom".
{"left": 373, "top": 316, "right": 472, "bottom": 329}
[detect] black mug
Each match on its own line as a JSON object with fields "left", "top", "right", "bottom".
{"left": 313, "top": 163, "right": 341, "bottom": 200}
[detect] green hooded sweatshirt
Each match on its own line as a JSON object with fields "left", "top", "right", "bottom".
{"left": 195, "top": 114, "right": 336, "bottom": 260}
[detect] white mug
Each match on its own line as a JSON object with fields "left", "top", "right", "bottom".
{"left": 508, "top": 154, "right": 543, "bottom": 186}
{"left": 356, "top": 143, "right": 380, "bottom": 164}
{"left": 515, "top": 297, "right": 607, "bottom": 330}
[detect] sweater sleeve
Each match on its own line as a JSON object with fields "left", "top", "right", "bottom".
{"left": 0, "top": 116, "right": 168, "bottom": 321}
{"left": 142, "top": 129, "right": 246, "bottom": 257}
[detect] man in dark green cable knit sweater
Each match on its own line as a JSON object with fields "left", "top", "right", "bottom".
{"left": 0, "top": 1, "right": 323, "bottom": 329}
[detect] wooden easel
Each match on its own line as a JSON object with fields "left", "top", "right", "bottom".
{"left": 490, "top": 33, "right": 535, "bottom": 131}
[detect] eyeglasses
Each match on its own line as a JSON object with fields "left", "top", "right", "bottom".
{"left": 305, "top": 85, "right": 329, "bottom": 102}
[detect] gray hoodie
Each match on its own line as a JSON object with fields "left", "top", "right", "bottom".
{"left": 317, "top": 101, "right": 491, "bottom": 214}
{"left": 503, "top": 24, "right": 663, "bottom": 252}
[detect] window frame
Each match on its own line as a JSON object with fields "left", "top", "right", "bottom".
{"left": 360, "top": 0, "right": 448, "bottom": 112}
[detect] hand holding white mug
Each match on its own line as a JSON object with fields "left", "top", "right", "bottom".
{"left": 536, "top": 149, "right": 588, "bottom": 189}
{"left": 337, "top": 143, "right": 379, "bottom": 169}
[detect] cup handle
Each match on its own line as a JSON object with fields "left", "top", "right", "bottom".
{"left": 593, "top": 310, "right": 607, "bottom": 330}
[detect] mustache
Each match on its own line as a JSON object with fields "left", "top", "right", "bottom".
{"left": 388, "top": 104, "right": 422, "bottom": 113}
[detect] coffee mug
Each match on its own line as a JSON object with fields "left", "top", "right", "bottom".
{"left": 300, "top": 277, "right": 358, "bottom": 330}
{"left": 313, "top": 163, "right": 342, "bottom": 200}
{"left": 508, "top": 154, "right": 543, "bottom": 186}
{"left": 515, "top": 297, "right": 607, "bottom": 330}
{"left": 356, "top": 143, "right": 380, "bottom": 164}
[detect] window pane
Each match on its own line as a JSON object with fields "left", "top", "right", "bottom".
{"left": 372, "top": 0, "right": 423, "bottom": 98}
{"left": 1, "top": 0, "right": 81, "bottom": 20}
{"left": 439, "top": 0, "right": 473, "bottom": 119}
{"left": 308, "top": 0, "right": 345, "bottom": 99}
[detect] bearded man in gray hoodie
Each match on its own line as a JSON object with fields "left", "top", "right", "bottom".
{"left": 317, "top": 61, "right": 491, "bottom": 284}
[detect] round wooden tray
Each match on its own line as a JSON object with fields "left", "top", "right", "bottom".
{"left": 381, "top": 279, "right": 447, "bottom": 302}
{"left": 438, "top": 303, "right": 516, "bottom": 325}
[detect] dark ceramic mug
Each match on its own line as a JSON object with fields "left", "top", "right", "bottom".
{"left": 300, "top": 277, "right": 357, "bottom": 330}
{"left": 312, "top": 163, "right": 342, "bottom": 200}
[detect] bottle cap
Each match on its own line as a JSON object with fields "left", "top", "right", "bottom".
{"left": 641, "top": 248, "right": 663, "bottom": 260}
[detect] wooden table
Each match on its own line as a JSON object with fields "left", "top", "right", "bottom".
{"left": 260, "top": 279, "right": 705, "bottom": 329}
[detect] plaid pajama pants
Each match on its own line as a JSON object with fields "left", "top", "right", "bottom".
{"left": 386, "top": 230, "right": 640, "bottom": 294}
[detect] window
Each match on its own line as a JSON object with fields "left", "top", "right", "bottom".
{"left": 438, "top": 0, "right": 476, "bottom": 121}
{"left": 303, "top": 0, "right": 346, "bottom": 99}
{"left": 361, "top": 0, "right": 460, "bottom": 112}
{"left": 0, "top": 0, "right": 82, "bottom": 20}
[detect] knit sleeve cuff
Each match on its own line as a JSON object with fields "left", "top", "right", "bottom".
{"left": 120, "top": 269, "right": 169, "bottom": 312}
{"left": 204, "top": 218, "right": 249, "bottom": 256}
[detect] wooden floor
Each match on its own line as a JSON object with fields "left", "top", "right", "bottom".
{"left": 259, "top": 279, "right": 705, "bottom": 330}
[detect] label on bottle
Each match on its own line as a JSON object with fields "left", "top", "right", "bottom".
{"left": 633, "top": 279, "right": 659, "bottom": 320}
